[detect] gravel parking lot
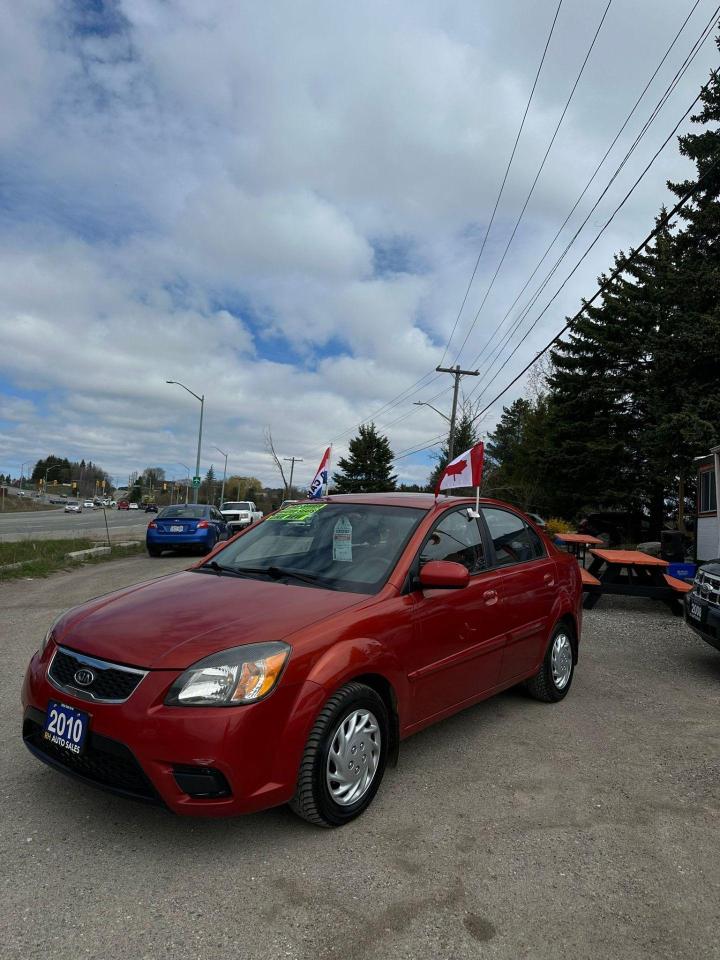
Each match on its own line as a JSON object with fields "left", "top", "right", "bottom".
{"left": 2, "top": 557, "right": 719, "bottom": 960}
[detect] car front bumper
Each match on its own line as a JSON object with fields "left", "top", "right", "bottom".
{"left": 21, "top": 645, "right": 325, "bottom": 816}
{"left": 684, "top": 594, "right": 720, "bottom": 652}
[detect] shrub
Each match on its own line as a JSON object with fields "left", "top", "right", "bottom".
{"left": 545, "top": 516, "right": 574, "bottom": 536}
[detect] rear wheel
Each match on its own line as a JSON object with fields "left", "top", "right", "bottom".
{"left": 290, "top": 682, "right": 388, "bottom": 827}
{"left": 526, "top": 624, "right": 574, "bottom": 702}
{"left": 147, "top": 544, "right": 162, "bottom": 557}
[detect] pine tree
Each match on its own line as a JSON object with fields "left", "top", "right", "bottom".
{"left": 483, "top": 397, "right": 552, "bottom": 511}
{"left": 332, "top": 423, "right": 397, "bottom": 493}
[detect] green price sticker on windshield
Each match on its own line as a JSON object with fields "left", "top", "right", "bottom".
{"left": 268, "top": 503, "right": 327, "bottom": 522}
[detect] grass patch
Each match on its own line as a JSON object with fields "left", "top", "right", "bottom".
{"left": 0, "top": 494, "right": 63, "bottom": 513}
{"left": 0, "top": 538, "right": 145, "bottom": 582}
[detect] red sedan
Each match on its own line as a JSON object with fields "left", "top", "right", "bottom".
{"left": 22, "top": 494, "right": 582, "bottom": 827}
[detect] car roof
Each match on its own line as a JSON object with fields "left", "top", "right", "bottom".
{"left": 310, "top": 492, "right": 516, "bottom": 511}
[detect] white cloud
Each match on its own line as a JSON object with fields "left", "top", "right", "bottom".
{"left": 0, "top": 0, "right": 715, "bottom": 487}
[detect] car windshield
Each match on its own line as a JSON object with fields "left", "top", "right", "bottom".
{"left": 158, "top": 505, "right": 209, "bottom": 519}
{"left": 222, "top": 502, "right": 251, "bottom": 511}
{"left": 203, "top": 502, "right": 425, "bottom": 594}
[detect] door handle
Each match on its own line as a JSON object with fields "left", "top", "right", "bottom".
{"left": 544, "top": 574, "right": 555, "bottom": 586}
{"left": 483, "top": 589, "right": 498, "bottom": 606}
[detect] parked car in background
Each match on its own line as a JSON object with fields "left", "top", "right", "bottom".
{"left": 685, "top": 560, "right": 720, "bottom": 652}
{"left": 128, "top": 502, "right": 139, "bottom": 510}
{"left": 116, "top": 500, "right": 129, "bottom": 510}
{"left": 144, "top": 504, "right": 159, "bottom": 513}
{"left": 220, "top": 500, "right": 263, "bottom": 532}
{"left": 82, "top": 500, "right": 95, "bottom": 510}
{"left": 23, "top": 493, "right": 582, "bottom": 826}
{"left": 63, "top": 500, "right": 82, "bottom": 514}
{"left": 146, "top": 503, "right": 229, "bottom": 556}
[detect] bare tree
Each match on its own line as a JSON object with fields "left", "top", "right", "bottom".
{"left": 264, "top": 427, "right": 289, "bottom": 497}
{"left": 525, "top": 353, "right": 553, "bottom": 402}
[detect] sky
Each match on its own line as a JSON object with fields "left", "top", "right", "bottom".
{"left": 0, "top": 0, "right": 717, "bottom": 490}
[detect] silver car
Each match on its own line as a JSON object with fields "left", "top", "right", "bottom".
{"left": 64, "top": 500, "right": 82, "bottom": 514}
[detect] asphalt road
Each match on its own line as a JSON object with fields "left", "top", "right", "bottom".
{"left": 0, "top": 508, "right": 148, "bottom": 542}
{"left": 2, "top": 557, "right": 719, "bottom": 960}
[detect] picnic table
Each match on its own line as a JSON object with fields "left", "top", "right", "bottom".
{"left": 581, "top": 548, "right": 692, "bottom": 614}
{"left": 553, "top": 531, "right": 604, "bottom": 565}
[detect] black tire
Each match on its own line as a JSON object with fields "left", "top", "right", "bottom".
{"left": 526, "top": 623, "right": 575, "bottom": 703}
{"left": 147, "top": 545, "right": 162, "bottom": 557}
{"left": 290, "top": 682, "right": 388, "bottom": 827}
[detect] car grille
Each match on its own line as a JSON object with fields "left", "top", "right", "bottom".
{"left": 223, "top": 513, "right": 240, "bottom": 522}
{"left": 23, "top": 708, "right": 159, "bottom": 803}
{"left": 694, "top": 569, "right": 720, "bottom": 607}
{"left": 48, "top": 647, "right": 146, "bottom": 703}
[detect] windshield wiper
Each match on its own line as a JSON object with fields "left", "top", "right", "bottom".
{"left": 234, "top": 565, "right": 330, "bottom": 587}
{"left": 199, "top": 561, "right": 258, "bottom": 578}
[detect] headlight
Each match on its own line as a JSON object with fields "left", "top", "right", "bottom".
{"left": 164, "top": 642, "right": 291, "bottom": 707}
{"left": 40, "top": 616, "right": 63, "bottom": 656}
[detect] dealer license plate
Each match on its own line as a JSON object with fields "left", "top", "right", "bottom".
{"left": 170, "top": 525, "right": 184, "bottom": 533}
{"left": 43, "top": 700, "right": 89, "bottom": 755}
{"left": 688, "top": 601, "right": 703, "bottom": 622}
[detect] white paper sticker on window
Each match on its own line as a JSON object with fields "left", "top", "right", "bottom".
{"left": 333, "top": 516, "right": 353, "bottom": 562}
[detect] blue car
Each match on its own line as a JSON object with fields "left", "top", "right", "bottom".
{"left": 146, "top": 504, "right": 229, "bottom": 557}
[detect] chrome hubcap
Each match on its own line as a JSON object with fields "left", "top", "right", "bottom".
{"left": 551, "top": 633, "right": 573, "bottom": 689}
{"left": 326, "top": 709, "right": 381, "bottom": 806}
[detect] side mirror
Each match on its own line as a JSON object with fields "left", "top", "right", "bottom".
{"left": 418, "top": 560, "right": 470, "bottom": 590}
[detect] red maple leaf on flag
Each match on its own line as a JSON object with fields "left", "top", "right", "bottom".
{"left": 444, "top": 459, "right": 467, "bottom": 478}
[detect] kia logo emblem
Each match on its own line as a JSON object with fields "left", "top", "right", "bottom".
{"left": 74, "top": 668, "right": 95, "bottom": 687}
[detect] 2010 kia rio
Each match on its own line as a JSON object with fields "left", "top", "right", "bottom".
{"left": 22, "top": 494, "right": 582, "bottom": 827}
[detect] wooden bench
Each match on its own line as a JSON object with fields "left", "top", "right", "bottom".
{"left": 580, "top": 567, "right": 601, "bottom": 587}
{"left": 663, "top": 573, "right": 693, "bottom": 594}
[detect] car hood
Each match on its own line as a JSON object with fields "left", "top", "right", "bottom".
{"left": 54, "top": 571, "right": 366, "bottom": 670}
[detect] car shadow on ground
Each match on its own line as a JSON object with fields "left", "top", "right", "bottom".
{"left": 19, "top": 684, "right": 531, "bottom": 846}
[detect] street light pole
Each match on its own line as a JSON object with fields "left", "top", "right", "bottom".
{"left": 214, "top": 446, "right": 229, "bottom": 507}
{"left": 166, "top": 381, "right": 204, "bottom": 504}
{"left": 283, "top": 457, "right": 303, "bottom": 499}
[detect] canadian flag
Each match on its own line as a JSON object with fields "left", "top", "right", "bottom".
{"left": 435, "top": 442, "right": 484, "bottom": 496}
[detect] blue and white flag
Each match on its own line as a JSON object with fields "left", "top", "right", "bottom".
{"left": 308, "top": 446, "right": 331, "bottom": 499}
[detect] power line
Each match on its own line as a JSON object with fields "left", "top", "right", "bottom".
{"left": 468, "top": 55, "right": 718, "bottom": 415}
{"left": 462, "top": 0, "right": 709, "bottom": 380}
{"left": 330, "top": 0, "right": 567, "bottom": 446}
{"left": 450, "top": 0, "right": 615, "bottom": 366}
{"left": 437, "top": 0, "right": 565, "bottom": 367}
{"left": 376, "top": 0, "right": 711, "bottom": 439}
{"left": 471, "top": 82, "right": 719, "bottom": 423}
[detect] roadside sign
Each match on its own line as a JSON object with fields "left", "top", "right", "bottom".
{"left": 192, "top": 476, "right": 201, "bottom": 487}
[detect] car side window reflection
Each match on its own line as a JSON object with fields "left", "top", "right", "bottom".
{"left": 420, "top": 509, "right": 486, "bottom": 575}
{"left": 481, "top": 507, "right": 545, "bottom": 566}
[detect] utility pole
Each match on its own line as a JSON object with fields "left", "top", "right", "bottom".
{"left": 283, "top": 457, "right": 303, "bottom": 499}
{"left": 435, "top": 365, "right": 480, "bottom": 461}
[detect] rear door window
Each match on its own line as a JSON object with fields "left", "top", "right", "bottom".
{"left": 481, "top": 507, "right": 545, "bottom": 567}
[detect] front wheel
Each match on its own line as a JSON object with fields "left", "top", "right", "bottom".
{"left": 526, "top": 624, "right": 575, "bottom": 702}
{"left": 290, "top": 682, "right": 388, "bottom": 827}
